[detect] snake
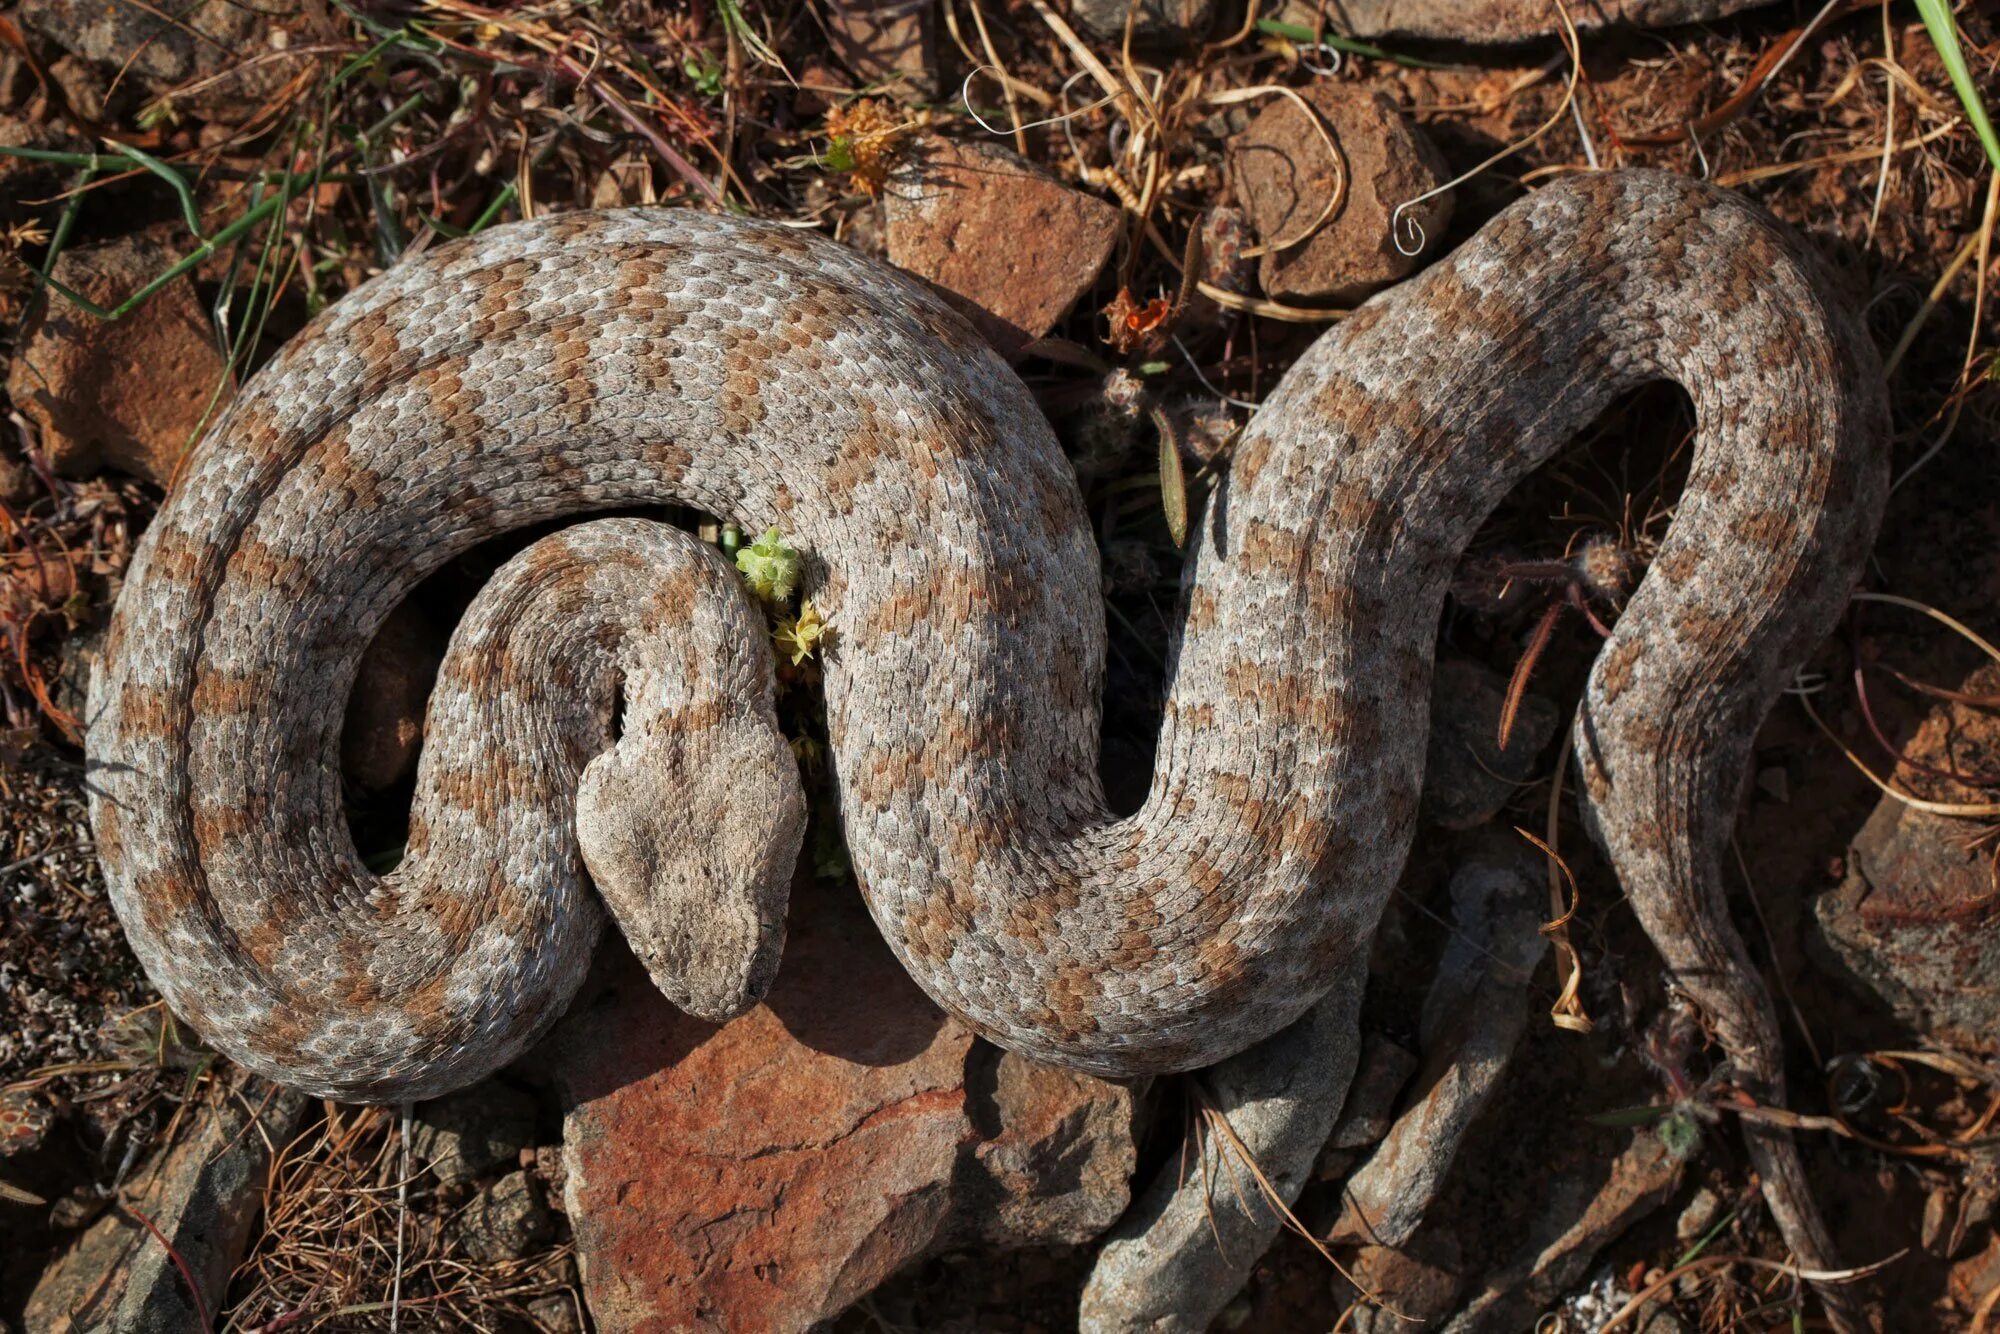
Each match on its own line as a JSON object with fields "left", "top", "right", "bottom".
{"left": 85, "top": 168, "right": 1887, "bottom": 1294}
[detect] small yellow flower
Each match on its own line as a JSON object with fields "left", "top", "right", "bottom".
{"left": 774, "top": 600, "right": 828, "bottom": 666}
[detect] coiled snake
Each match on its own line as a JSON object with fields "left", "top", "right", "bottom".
{"left": 87, "top": 168, "right": 1887, "bottom": 1288}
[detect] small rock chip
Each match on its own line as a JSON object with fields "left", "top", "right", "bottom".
{"left": 825, "top": 0, "right": 937, "bottom": 99}
{"left": 453, "top": 1170, "right": 556, "bottom": 1263}
{"left": 886, "top": 136, "right": 1122, "bottom": 362}
{"left": 341, "top": 601, "right": 447, "bottom": 792}
{"left": 1070, "top": 0, "right": 1217, "bottom": 43}
{"left": 1228, "top": 87, "right": 1452, "bottom": 303}
{"left": 8, "top": 232, "right": 232, "bottom": 487}
{"left": 548, "top": 878, "right": 1134, "bottom": 1331}
{"left": 411, "top": 1077, "right": 541, "bottom": 1188}
{"left": 1423, "top": 657, "right": 1560, "bottom": 830}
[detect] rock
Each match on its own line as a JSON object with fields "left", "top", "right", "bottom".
{"left": 825, "top": 0, "right": 937, "bottom": 99}
{"left": 8, "top": 233, "right": 232, "bottom": 488}
{"left": 1423, "top": 657, "right": 1560, "bottom": 830}
{"left": 341, "top": 601, "right": 447, "bottom": 791}
{"left": 1814, "top": 664, "right": 2000, "bottom": 1052}
{"left": 452, "top": 1171, "right": 555, "bottom": 1263}
{"left": 17, "top": 0, "right": 302, "bottom": 117}
{"left": 0, "top": 113, "right": 88, "bottom": 218}
{"left": 1071, "top": 0, "right": 1217, "bottom": 43}
{"left": 1674, "top": 1185, "right": 1724, "bottom": 1246}
{"left": 1341, "top": 1232, "right": 1464, "bottom": 1333}
{"left": 526, "top": 1288, "right": 588, "bottom": 1334}
{"left": 23, "top": 1075, "right": 308, "bottom": 1333}
{"left": 412, "top": 1078, "right": 540, "bottom": 1188}
{"left": 1078, "top": 955, "right": 1368, "bottom": 1334}
{"left": 887, "top": 136, "right": 1122, "bottom": 362}
{"left": 1441, "top": 1130, "right": 1683, "bottom": 1332}
{"left": 965, "top": 1046, "right": 1141, "bottom": 1248}
{"left": 1326, "top": 1035, "right": 1418, "bottom": 1152}
{"left": 548, "top": 877, "right": 1134, "bottom": 1332}
{"left": 1330, "top": 845, "right": 1549, "bottom": 1248}
{"left": 1298, "top": 0, "right": 1774, "bottom": 43}
{"left": 1228, "top": 87, "right": 1452, "bottom": 303}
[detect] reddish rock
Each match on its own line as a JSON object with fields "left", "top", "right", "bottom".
{"left": 886, "top": 136, "right": 1123, "bottom": 361}
{"left": 549, "top": 878, "right": 1135, "bottom": 1332}
{"left": 1815, "top": 663, "right": 2000, "bottom": 1052}
{"left": 1228, "top": 88, "right": 1451, "bottom": 303}
{"left": 341, "top": 601, "right": 446, "bottom": 791}
{"left": 8, "top": 233, "right": 233, "bottom": 487}
{"left": 825, "top": 0, "right": 937, "bottom": 99}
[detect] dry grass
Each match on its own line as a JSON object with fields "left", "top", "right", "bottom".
{"left": 224, "top": 1104, "right": 576, "bottom": 1333}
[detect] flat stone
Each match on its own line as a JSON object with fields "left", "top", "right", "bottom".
{"left": 825, "top": 0, "right": 937, "bottom": 99}
{"left": 411, "top": 1076, "right": 540, "bottom": 1187}
{"left": 1330, "top": 846, "right": 1550, "bottom": 1248}
{"left": 17, "top": 0, "right": 303, "bottom": 116}
{"left": 1814, "top": 663, "right": 2000, "bottom": 1052}
{"left": 23, "top": 1075, "right": 307, "bottom": 1333}
{"left": 887, "top": 136, "right": 1122, "bottom": 362}
{"left": 1070, "top": 0, "right": 1217, "bottom": 43}
{"left": 1423, "top": 657, "right": 1560, "bottom": 831}
{"left": 1442, "top": 1130, "right": 1683, "bottom": 1332}
{"left": 1296, "top": 0, "right": 1774, "bottom": 42}
{"left": 548, "top": 878, "right": 1133, "bottom": 1332}
{"left": 1229, "top": 87, "right": 1452, "bottom": 303}
{"left": 8, "top": 232, "right": 232, "bottom": 487}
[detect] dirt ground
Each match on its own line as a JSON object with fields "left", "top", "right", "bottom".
{"left": 3, "top": 0, "right": 2000, "bottom": 1329}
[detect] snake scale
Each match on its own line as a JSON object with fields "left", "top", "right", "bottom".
{"left": 87, "top": 168, "right": 1886, "bottom": 1283}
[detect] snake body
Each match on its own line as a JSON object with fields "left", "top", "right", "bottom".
{"left": 88, "top": 167, "right": 1884, "bottom": 1270}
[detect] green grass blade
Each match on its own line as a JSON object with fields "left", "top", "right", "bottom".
{"left": 1915, "top": 0, "right": 2000, "bottom": 173}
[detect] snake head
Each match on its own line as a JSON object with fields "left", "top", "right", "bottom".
{"left": 575, "top": 703, "right": 805, "bottom": 1023}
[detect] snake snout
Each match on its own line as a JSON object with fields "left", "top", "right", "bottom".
{"left": 575, "top": 705, "right": 805, "bottom": 1023}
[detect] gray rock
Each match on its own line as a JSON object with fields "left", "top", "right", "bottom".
{"left": 17, "top": 0, "right": 303, "bottom": 116}
{"left": 1077, "top": 954, "right": 1367, "bottom": 1333}
{"left": 413, "top": 1079, "right": 540, "bottom": 1186}
{"left": 1329, "top": 846, "right": 1549, "bottom": 1248}
{"left": 1442, "top": 1131, "right": 1684, "bottom": 1332}
{"left": 23, "top": 1076, "right": 308, "bottom": 1333}
{"left": 1284, "top": 0, "right": 1775, "bottom": 43}
{"left": 1815, "top": 797, "right": 2000, "bottom": 1053}
{"left": 1070, "top": 0, "right": 1217, "bottom": 43}
{"left": 1423, "top": 657, "right": 1561, "bottom": 830}
{"left": 453, "top": 1170, "right": 555, "bottom": 1263}
{"left": 964, "top": 1046, "right": 1138, "bottom": 1248}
